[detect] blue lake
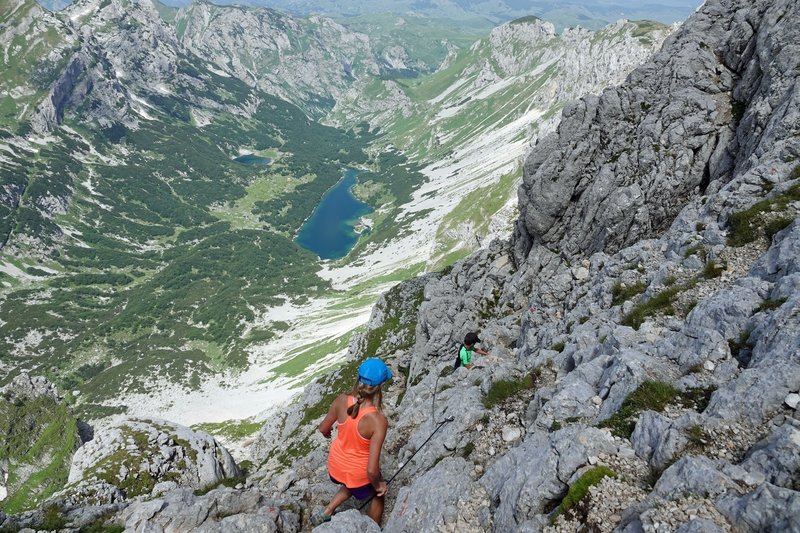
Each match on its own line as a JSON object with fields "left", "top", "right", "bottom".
{"left": 295, "top": 169, "right": 373, "bottom": 260}
{"left": 234, "top": 154, "right": 272, "bottom": 166}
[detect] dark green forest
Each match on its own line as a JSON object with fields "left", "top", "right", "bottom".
{"left": 0, "top": 53, "right": 426, "bottom": 414}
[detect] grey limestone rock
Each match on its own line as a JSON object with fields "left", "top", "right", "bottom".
{"left": 651, "top": 456, "right": 738, "bottom": 501}
{"left": 313, "top": 509, "right": 380, "bottom": 533}
{"left": 682, "top": 286, "right": 762, "bottom": 344}
{"left": 118, "top": 486, "right": 297, "bottom": 533}
{"left": 64, "top": 418, "right": 240, "bottom": 504}
{"left": 595, "top": 349, "right": 673, "bottom": 422}
{"left": 750, "top": 221, "right": 800, "bottom": 281}
{"left": 674, "top": 518, "right": 727, "bottom": 533}
{"left": 1, "top": 373, "right": 60, "bottom": 401}
{"left": 514, "top": 0, "right": 799, "bottom": 262}
{"left": 532, "top": 379, "right": 597, "bottom": 430}
{"left": 658, "top": 325, "right": 730, "bottom": 370}
{"left": 740, "top": 423, "right": 800, "bottom": 489}
{"left": 631, "top": 411, "right": 688, "bottom": 469}
{"left": 704, "top": 363, "right": 800, "bottom": 426}
{"left": 481, "top": 427, "right": 617, "bottom": 530}
{"left": 716, "top": 483, "right": 800, "bottom": 533}
{"left": 384, "top": 457, "right": 473, "bottom": 532}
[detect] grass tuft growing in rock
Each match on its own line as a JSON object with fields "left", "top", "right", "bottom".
{"left": 702, "top": 259, "right": 726, "bottom": 279}
{"left": 764, "top": 217, "right": 794, "bottom": 240}
{"left": 462, "top": 442, "right": 475, "bottom": 458}
{"left": 620, "top": 286, "right": 681, "bottom": 330}
{"left": 482, "top": 373, "right": 536, "bottom": 409}
{"left": 727, "top": 181, "right": 800, "bottom": 247}
{"left": 550, "top": 466, "right": 616, "bottom": 524}
{"left": 600, "top": 382, "right": 715, "bottom": 438}
{"left": 39, "top": 505, "right": 68, "bottom": 531}
{"left": 755, "top": 297, "right": 788, "bottom": 313}
{"left": 611, "top": 281, "right": 647, "bottom": 306}
{"left": 683, "top": 244, "right": 707, "bottom": 260}
{"left": 599, "top": 381, "right": 681, "bottom": 438}
{"left": 686, "top": 424, "right": 706, "bottom": 446}
{"left": 728, "top": 329, "right": 753, "bottom": 367}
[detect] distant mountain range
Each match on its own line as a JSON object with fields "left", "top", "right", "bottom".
{"left": 38, "top": 0, "right": 704, "bottom": 30}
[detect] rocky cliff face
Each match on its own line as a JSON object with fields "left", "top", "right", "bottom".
{"left": 2, "top": 0, "right": 798, "bottom": 531}
{"left": 327, "top": 16, "right": 673, "bottom": 272}
{"left": 250, "top": 0, "right": 800, "bottom": 530}
{"left": 513, "top": 0, "right": 797, "bottom": 260}
{"left": 175, "top": 1, "right": 380, "bottom": 118}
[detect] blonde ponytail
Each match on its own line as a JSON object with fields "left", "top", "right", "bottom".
{"left": 347, "top": 380, "right": 383, "bottom": 418}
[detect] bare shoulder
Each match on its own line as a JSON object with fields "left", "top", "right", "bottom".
{"left": 333, "top": 393, "right": 350, "bottom": 408}
{"left": 369, "top": 411, "right": 388, "bottom": 430}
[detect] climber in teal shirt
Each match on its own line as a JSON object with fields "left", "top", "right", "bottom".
{"left": 458, "top": 331, "right": 490, "bottom": 369}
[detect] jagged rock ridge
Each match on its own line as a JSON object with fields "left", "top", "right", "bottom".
{"left": 250, "top": 0, "right": 800, "bottom": 531}
{"left": 2, "top": 0, "right": 799, "bottom": 531}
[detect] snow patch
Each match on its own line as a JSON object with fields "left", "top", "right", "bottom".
{"left": 207, "top": 65, "right": 231, "bottom": 78}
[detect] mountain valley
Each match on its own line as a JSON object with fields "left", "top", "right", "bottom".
{"left": 5, "top": 0, "right": 798, "bottom": 530}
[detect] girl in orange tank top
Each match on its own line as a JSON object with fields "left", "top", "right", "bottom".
{"left": 312, "top": 358, "right": 392, "bottom": 527}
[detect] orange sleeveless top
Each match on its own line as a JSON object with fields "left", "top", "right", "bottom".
{"left": 327, "top": 396, "right": 377, "bottom": 488}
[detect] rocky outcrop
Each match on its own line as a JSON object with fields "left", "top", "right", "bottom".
{"left": 61, "top": 418, "right": 240, "bottom": 505}
{"left": 1, "top": 372, "right": 60, "bottom": 402}
{"left": 117, "top": 486, "right": 299, "bottom": 532}
{"left": 514, "top": 0, "right": 798, "bottom": 260}
{"left": 3, "top": 0, "right": 798, "bottom": 531}
{"left": 176, "top": 2, "right": 379, "bottom": 118}
{"left": 0, "top": 375, "right": 81, "bottom": 513}
{"left": 250, "top": 0, "right": 800, "bottom": 531}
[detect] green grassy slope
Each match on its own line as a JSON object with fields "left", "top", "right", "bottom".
{"left": 0, "top": 34, "right": 425, "bottom": 416}
{"left": 0, "top": 392, "right": 79, "bottom": 513}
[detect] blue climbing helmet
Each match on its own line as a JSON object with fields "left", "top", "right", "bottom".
{"left": 358, "top": 358, "right": 392, "bottom": 386}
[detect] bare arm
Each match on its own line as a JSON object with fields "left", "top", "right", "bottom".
{"left": 318, "top": 394, "right": 345, "bottom": 438}
{"left": 366, "top": 414, "right": 389, "bottom": 496}
{"left": 475, "top": 348, "right": 489, "bottom": 356}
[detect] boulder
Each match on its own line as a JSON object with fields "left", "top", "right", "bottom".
{"left": 313, "top": 509, "right": 380, "bottom": 533}
{"left": 652, "top": 456, "right": 739, "bottom": 501}
{"left": 716, "top": 483, "right": 800, "bottom": 532}
{"left": 631, "top": 411, "right": 688, "bottom": 469}
{"left": 118, "top": 487, "right": 298, "bottom": 532}
{"left": 1, "top": 373, "right": 60, "bottom": 401}
{"left": 740, "top": 423, "right": 800, "bottom": 489}
{"left": 481, "top": 427, "right": 617, "bottom": 530}
{"left": 384, "top": 458, "right": 473, "bottom": 532}
{"left": 64, "top": 418, "right": 240, "bottom": 504}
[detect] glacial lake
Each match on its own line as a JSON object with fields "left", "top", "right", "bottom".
{"left": 295, "top": 169, "right": 373, "bottom": 260}
{"left": 234, "top": 154, "right": 272, "bottom": 166}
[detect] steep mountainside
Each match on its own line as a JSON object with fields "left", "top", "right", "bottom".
{"left": 241, "top": 0, "right": 700, "bottom": 31}
{"left": 244, "top": 0, "right": 799, "bottom": 530}
{"left": 0, "top": 0, "right": 425, "bottom": 422}
{"left": 0, "top": 0, "right": 672, "bottom": 432}
{"left": 174, "top": 1, "right": 379, "bottom": 118}
{"left": 1, "top": 0, "right": 798, "bottom": 530}
{"left": 329, "top": 17, "right": 672, "bottom": 271}
{"left": 171, "top": 3, "right": 493, "bottom": 118}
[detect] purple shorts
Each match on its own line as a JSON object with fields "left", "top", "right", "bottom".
{"left": 329, "top": 474, "right": 375, "bottom": 501}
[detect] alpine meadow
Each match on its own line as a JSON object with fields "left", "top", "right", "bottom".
{"left": 2, "top": 0, "right": 800, "bottom": 531}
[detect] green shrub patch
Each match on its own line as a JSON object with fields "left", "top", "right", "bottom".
{"left": 482, "top": 373, "right": 536, "bottom": 409}
{"left": 550, "top": 466, "right": 616, "bottom": 524}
